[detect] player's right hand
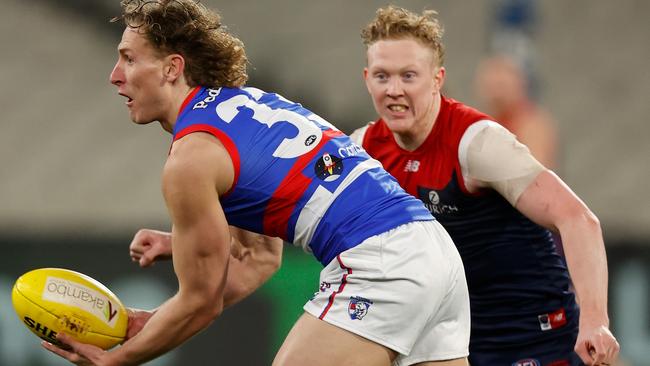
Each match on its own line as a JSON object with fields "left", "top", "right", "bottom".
{"left": 574, "top": 323, "right": 620, "bottom": 365}
{"left": 129, "top": 229, "right": 173, "bottom": 267}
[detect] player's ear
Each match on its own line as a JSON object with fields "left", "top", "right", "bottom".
{"left": 434, "top": 66, "right": 446, "bottom": 92}
{"left": 363, "top": 67, "right": 372, "bottom": 93}
{"left": 164, "top": 54, "right": 185, "bottom": 82}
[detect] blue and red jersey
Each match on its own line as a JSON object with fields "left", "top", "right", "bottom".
{"left": 173, "top": 86, "right": 433, "bottom": 265}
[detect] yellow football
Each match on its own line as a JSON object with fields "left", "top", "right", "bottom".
{"left": 11, "top": 268, "right": 128, "bottom": 349}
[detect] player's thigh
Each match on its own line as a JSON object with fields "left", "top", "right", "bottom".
{"left": 273, "top": 312, "right": 397, "bottom": 366}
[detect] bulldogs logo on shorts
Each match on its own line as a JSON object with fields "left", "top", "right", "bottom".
{"left": 512, "top": 359, "right": 541, "bottom": 366}
{"left": 348, "top": 296, "right": 373, "bottom": 320}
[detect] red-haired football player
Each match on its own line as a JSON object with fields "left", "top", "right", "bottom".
{"left": 351, "top": 5, "right": 619, "bottom": 366}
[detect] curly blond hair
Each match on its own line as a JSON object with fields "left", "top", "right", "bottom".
{"left": 113, "top": 0, "right": 248, "bottom": 88}
{"left": 361, "top": 5, "right": 445, "bottom": 67}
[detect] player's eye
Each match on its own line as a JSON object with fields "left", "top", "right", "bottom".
{"left": 122, "top": 53, "right": 134, "bottom": 64}
{"left": 403, "top": 72, "right": 416, "bottom": 81}
{"left": 374, "top": 73, "right": 388, "bottom": 82}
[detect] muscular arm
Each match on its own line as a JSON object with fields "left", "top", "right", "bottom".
{"left": 128, "top": 225, "right": 282, "bottom": 309}
{"left": 225, "top": 227, "right": 283, "bottom": 307}
{"left": 515, "top": 171, "right": 617, "bottom": 362}
{"left": 462, "top": 123, "right": 610, "bottom": 321}
{"left": 110, "top": 133, "right": 234, "bottom": 365}
{"left": 516, "top": 171, "right": 609, "bottom": 314}
{"left": 461, "top": 122, "right": 618, "bottom": 363}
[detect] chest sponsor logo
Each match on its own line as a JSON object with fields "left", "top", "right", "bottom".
{"left": 315, "top": 153, "right": 343, "bottom": 182}
{"left": 337, "top": 142, "right": 365, "bottom": 158}
{"left": 418, "top": 188, "right": 459, "bottom": 215}
{"left": 429, "top": 191, "right": 440, "bottom": 204}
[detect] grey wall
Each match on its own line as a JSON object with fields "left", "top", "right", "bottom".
{"left": 1, "top": 1, "right": 648, "bottom": 235}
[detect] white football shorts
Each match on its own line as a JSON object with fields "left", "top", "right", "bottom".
{"left": 303, "top": 220, "right": 470, "bottom": 365}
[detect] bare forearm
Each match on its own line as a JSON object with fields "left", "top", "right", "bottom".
{"left": 558, "top": 212, "right": 609, "bottom": 323}
{"left": 223, "top": 254, "right": 279, "bottom": 307}
{"left": 224, "top": 229, "right": 283, "bottom": 307}
{"left": 515, "top": 171, "right": 610, "bottom": 323}
{"left": 515, "top": 171, "right": 618, "bottom": 362}
{"left": 109, "top": 293, "right": 221, "bottom": 365}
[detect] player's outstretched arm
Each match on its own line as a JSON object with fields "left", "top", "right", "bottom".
{"left": 515, "top": 171, "right": 620, "bottom": 365}
{"left": 109, "top": 133, "right": 235, "bottom": 365}
{"left": 127, "top": 225, "right": 282, "bottom": 308}
{"left": 460, "top": 123, "right": 619, "bottom": 365}
{"left": 224, "top": 227, "right": 283, "bottom": 308}
{"left": 45, "top": 133, "right": 237, "bottom": 366}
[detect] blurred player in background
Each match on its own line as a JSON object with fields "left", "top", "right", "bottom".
{"left": 474, "top": 55, "right": 558, "bottom": 169}
{"left": 351, "top": 6, "right": 619, "bottom": 366}
{"left": 42, "top": 1, "right": 470, "bottom": 365}
{"left": 475, "top": 54, "right": 568, "bottom": 259}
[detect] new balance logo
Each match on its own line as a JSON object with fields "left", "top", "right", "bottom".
{"left": 404, "top": 160, "right": 420, "bottom": 172}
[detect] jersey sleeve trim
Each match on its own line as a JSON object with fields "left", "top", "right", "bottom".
{"left": 177, "top": 87, "right": 202, "bottom": 118}
{"left": 173, "top": 124, "right": 240, "bottom": 197}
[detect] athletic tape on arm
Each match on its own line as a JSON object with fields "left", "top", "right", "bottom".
{"left": 458, "top": 120, "right": 545, "bottom": 206}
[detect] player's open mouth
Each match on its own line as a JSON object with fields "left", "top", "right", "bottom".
{"left": 119, "top": 93, "right": 134, "bottom": 106}
{"left": 388, "top": 104, "right": 408, "bottom": 112}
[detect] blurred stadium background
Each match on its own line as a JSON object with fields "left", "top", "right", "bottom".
{"left": 1, "top": 0, "right": 648, "bottom": 364}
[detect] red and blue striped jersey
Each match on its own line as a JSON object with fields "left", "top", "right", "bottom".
{"left": 173, "top": 87, "right": 433, "bottom": 265}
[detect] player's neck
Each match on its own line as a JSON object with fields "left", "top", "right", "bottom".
{"left": 159, "top": 84, "right": 195, "bottom": 134}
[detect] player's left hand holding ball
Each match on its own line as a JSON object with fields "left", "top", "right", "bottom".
{"left": 42, "top": 309, "right": 154, "bottom": 365}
